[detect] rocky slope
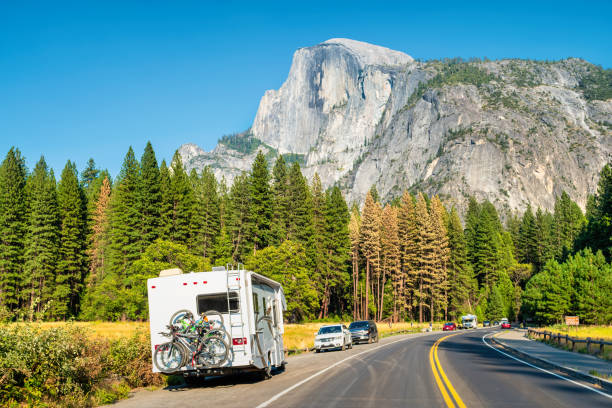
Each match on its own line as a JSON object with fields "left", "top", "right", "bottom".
{"left": 180, "top": 38, "right": 612, "bottom": 213}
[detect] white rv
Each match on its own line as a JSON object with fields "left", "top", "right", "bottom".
{"left": 148, "top": 266, "right": 287, "bottom": 379}
{"left": 461, "top": 314, "right": 478, "bottom": 329}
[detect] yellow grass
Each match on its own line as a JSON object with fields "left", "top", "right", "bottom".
{"left": 16, "top": 320, "right": 444, "bottom": 350}
{"left": 540, "top": 325, "right": 612, "bottom": 341}
{"left": 28, "top": 321, "right": 148, "bottom": 339}
{"left": 533, "top": 325, "right": 612, "bottom": 360}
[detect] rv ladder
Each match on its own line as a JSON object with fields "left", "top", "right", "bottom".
{"left": 226, "top": 265, "right": 246, "bottom": 355}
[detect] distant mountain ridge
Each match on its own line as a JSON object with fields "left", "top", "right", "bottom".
{"left": 179, "top": 38, "right": 612, "bottom": 213}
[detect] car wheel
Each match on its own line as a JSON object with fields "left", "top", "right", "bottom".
{"left": 341, "top": 341, "right": 346, "bottom": 351}
{"left": 315, "top": 349, "right": 320, "bottom": 353}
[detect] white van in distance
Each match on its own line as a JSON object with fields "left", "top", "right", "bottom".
{"left": 147, "top": 266, "right": 287, "bottom": 379}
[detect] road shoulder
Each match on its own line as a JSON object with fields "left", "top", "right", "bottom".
{"left": 491, "top": 329, "right": 612, "bottom": 392}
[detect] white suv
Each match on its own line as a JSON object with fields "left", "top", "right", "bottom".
{"left": 314, "top": 324, "right": 353, "bottom": 352}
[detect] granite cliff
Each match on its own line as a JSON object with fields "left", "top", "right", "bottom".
{"left": 180, "top": 38, "right": 612, "bottom": 213}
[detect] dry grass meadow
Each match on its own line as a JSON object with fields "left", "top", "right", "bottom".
{"left": 31, "top": 320, "right": 443, "bottom": 349}
{"left": 532, "top": 325, "right": 612, "bottom": 360}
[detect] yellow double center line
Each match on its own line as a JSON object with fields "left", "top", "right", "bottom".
{"left": 429, "top": 333, "right": 467, "bottom": 408}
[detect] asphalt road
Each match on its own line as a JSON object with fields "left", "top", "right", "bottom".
{"left": 115, "top": 329, "right": 612, "bottom": 407}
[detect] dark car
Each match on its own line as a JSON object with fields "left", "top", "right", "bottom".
{"left": 483, "top": 320, "right": 491, "bottom": 327}
{"left": 443, "top": 322, "right": 457, "bottom": 331}
{"left": 348, "top": 320, "right": 378, "bottom": 344}
{"left": 501, "top": 322, "right": 511, "bottom": 329}
{"left": 493, "top": 320, "right": 500, "bottom": 326}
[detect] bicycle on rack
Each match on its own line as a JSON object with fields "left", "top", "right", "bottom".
{"left": 153, "top": 310, "right": 230, "bottom": 374}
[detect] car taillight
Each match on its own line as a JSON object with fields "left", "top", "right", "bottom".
{"left": 232, "top": 337, "right": 247, "bottom": 345}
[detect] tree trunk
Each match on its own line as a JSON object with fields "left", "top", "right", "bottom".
{"left": 365, "top": 260, "right": 370, "bottom": 320}
{"left": 419, "top": 275, "right": 423, "bottom": 323}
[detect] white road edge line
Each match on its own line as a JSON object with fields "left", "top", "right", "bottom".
{"left": 256, "top": 334, "right": 426, "bottom": 408}
{"left": 482, "top": 332, "right": 612, "bottom": 400}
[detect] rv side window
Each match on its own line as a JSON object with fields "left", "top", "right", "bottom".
{"left": 197, "top": 292, "right": 239, "bottom": 314}
{"left": 262, "top": 298, "right": 267, "bottom": 316}
{"left": 253, "top": 293, "right": 259, "bottom": 315}
{"left": 272, "top": 300, "right": 278, "bottom": 326}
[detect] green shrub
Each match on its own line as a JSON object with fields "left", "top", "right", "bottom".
{"left": 0, "top": 323, "right": 163, "bottom": 407}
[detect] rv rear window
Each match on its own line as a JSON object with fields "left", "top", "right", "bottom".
{"left": 197, "top": 292, "right": 239, "bottom": 314}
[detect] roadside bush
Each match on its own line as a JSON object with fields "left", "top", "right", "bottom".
{"left": 0, "top": 323, "right": 162, "bottom": 407}
{"left": 107, "top": 330, "right": 164, "bottom": 388}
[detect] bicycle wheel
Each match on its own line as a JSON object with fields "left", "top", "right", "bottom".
{"left": 169, "top": 309, "right": 194, "bottom": 327}
{"left": 208, "top": 327, "right": 231, "bottom": 344}
{"left": 197, "top": 336, "right": 229, "bottom": 368}
{"left": 153, "top": 342, "right": 186, "bottom": 373}
{"left": 201, "top": 310, "right": 225, "bottom": 330}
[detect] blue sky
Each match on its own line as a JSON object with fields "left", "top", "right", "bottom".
{"left": 1, "top": 1, "right": 611, "bottom": 177}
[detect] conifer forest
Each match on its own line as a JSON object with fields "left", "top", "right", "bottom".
{"left": 0, "top": 144, "right": 610, "bottom": 324}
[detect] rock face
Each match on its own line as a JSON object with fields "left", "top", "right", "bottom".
{"left": 179, "top": 38, "right": 612, "bottom": 214}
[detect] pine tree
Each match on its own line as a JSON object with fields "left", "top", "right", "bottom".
{"left": 517, "top": 204, "right": 537, "bottom": 265}
{"left": 381, "top": 204, "right": 400, "bottom": 321}
{"left": 81, "top": 158, "right": 99, "bottom": 190}
{"left": 0, "top": 148, "right": 27, "bottom": 311}
{"left": 485, "top": 285, "right": 504, "bottom": 321}
{"left": 369, "top": 185, "right": 380, "bottom": 203}
{"left": 139, "top": 141, "right": 161, "bottom": 249}
{"left": 575, "top": 163, "right": 612, "bottom": 260}
{"left": 190, "top": 166, "right": 220, "bottom": 258}
{"left": 23, "top": 157, "right": 59, "bottom": 315}
{"left": 415, "top": 193, "right": 436, "bottom": 322}
{"left": 169, "top": 151, "right": 194, "bottom": 244}
{"left": 464, "top": 197, "right": 480, "bottom": 265}
{"left": 359, "top": 192, "right": 381, "bottom": 320}
{"left": 249, "top": 151, "right": 272, "bottom": 253}
{"left": 446, "top": 207, "right": 472, "bottom": 320}
{"left": 311, "top": 174, "right": 328, "bottom": 318}
{"left": 569, "top": 250, "right": 612, "bottom": 324}
{"left": 54, "top": 161, "right": 87, "bottom": 318}
{"left": 398, "top": 191, "right": 418, "bottom": 320}
{"left": 107, "top": 147, "right": 142, "bottom": 276}
{"left": 552, "top": 191, "right": 584, "bottom": 260}
{"left": 158, "top": 160, "right": 173, "bottom": 237}
{"left": 322, "top": 186, "right": 351, "bottom": 318}
{"left": 429, "top": 196, "right": 450, "bottom": 321}
{"left": 534, "top": 208, "right": 555, "bottom": 270}
{"left": 270, "top": 155, "right": 290, "bottom": 245}
{"left": 472, "top": 209, "right": 500, "bottom": 288}
{"left": 348, "top": 205, "right": 361, "bottom": 319}
{"left": 286, "top": 163, "right": 314, "bottom": 249}
{"left": 86, "top": 176, "right": 111, "bottom": 287}
{"left": 227, "top": 173, "right": 252, "bottom": 262}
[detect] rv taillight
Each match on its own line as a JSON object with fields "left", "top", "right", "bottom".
{"left": 193, "top": 282, "right": 197, "bottom": 285}
{"left": 151, "top": 286, "right": 156, "bottom": 289}
{"left": 182, "top": 283, "right": 187, "bottom": 286}
{"left": 232, "top": 337, "right": 247, "bottom": 345}
{"left": 202, "top": 281, "right": 207, "bottom": 284}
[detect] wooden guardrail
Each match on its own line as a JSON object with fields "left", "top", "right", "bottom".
{"left": 527, "top": 328, "right": 612, "bottom": 356}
